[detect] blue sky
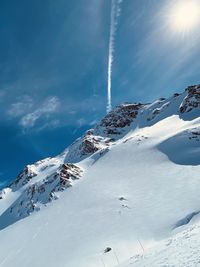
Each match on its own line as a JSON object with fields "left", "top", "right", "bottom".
{"left": 1, "top": 0, "right": 200, "bottom": 186}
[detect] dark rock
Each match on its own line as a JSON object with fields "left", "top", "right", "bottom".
{"left": 119, "top": 197, "right": 126, "bottom": 201}
{"left": 99, "top": 103, "right": 143, "bottom": 135}
{"left": 180, "top": 85, "right": 200, "bottom": 113}
{"left": 173, "top": 93, "right": 180, "bottom": 97}
{"left": 104, "top": 247, "right": 112, "bottom": 253}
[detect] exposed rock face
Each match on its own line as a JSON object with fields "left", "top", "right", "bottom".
{"left": 4, "top": 163, "right": 83, "bottom": 221}
{"left": 59, "top": 163, "right": 82, "bottom": 184}
{"left": 10, "top": 166, "right": 37, "bottom": 191}
{"left": 99, "top": 103, "right": 143, "bottom": 135}
{"left": 65, "top": 132, "right": 111, "bottom": 163}
{"left": 180, "top": 85, "right": 200, "bottom": 113}
{"left": 63, "top": 104, "right": 142, "bottom": 161}
{"left": 79, "top": 135, "right": 104, "bottom": 155}
{"left": 65, "top": 103, "right": 144, "bottom": 162}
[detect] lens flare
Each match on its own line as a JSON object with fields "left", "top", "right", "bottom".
{"left": 168, "top": 0, "right": 200, "bottom": 33}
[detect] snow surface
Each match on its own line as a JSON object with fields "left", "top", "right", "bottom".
{"left": 118, "top": 220, "right": 200, "bottom": 267}
{"left": 0, "top": 87, "right": 199, "bottom": 267}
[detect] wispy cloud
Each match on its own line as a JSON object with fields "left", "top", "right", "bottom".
{"left": 19, "top": 96, "right": 60, "bottom": 128}
{"left": 7, "top": 96, "right": 33, "bottom": 118}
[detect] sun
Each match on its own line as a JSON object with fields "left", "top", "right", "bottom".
{"left": 168, "top": 0, "right": 200, "bottom": 33}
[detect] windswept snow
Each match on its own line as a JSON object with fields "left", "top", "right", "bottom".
{"left": 117, "top": 221, "right": 200, "bottom": 267}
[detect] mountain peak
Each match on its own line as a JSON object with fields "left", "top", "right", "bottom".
{"left": 0, "top": 85, "right": 199, "bottom": 267}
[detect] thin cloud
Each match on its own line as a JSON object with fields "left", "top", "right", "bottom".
{"left": 7, "top": 96, "right": 33, "bottom": 118}
{"left": 20, "top": 96, "right": 60, "bottom": 128}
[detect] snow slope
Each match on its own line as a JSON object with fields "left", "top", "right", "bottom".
{"left": 118, "top": 220, "right": 200, "bottom": 267}
{"left": 0, "top": 85, "right": 199, "bottom": 267}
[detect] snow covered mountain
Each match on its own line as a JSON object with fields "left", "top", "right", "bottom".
{"left": 0, "top": 84, "right": 200, "bottom": 267}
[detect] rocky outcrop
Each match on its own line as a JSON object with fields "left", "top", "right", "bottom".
{"left": 59, "top": 163, "right": 82, "bottom": 184}
{"left": 64, "top": 130, "right": 112, "bottom": 163}
{"left": 180, "top": 85, "right": 200, "bottom": 113}
{"left": 10, "top": 166, "right": 37, "bottom": 191}
{"left": 99, "top": 103, "right": 143, "bottom": 135}
{"left": 5, "top": 163, "right": 83, "bottom": 220}
{"left": 80, "top": 134, "right": 104, "bottom": 155}
{"left": 65, "top": 104, "right": 144, "bottom": 163}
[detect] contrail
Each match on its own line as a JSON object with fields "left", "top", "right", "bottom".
{"left": 107, "top": 0, "right": 123, "bottom": 113}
